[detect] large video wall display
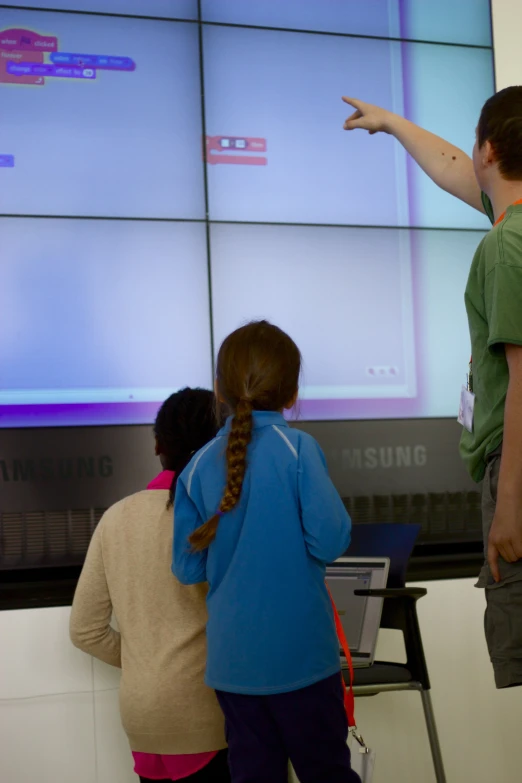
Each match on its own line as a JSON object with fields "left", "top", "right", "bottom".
{"left": 0, "top": 2, "right": 494, "bottom": 427}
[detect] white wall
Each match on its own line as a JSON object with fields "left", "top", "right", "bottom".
{"left": 0, "top": 606, "right": 136, "bottom": 783}
{"left": 2, "top": 578, "right": 522, "bottom": 783}
{"left": 491, "top": 0, "right": 522, "bottom": 90}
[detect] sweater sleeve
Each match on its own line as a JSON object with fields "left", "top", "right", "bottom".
{"left": 297, "top": 435, "right": 352, "bottom": 564}
{"left": 172, "top": 474, "right": 208, "bottom": 586}
{"left": 70, "top": 522, "right": 121, "bottom": 667}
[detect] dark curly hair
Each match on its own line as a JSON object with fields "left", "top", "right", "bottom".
{"left": 154, "top": 387, "right": 219, "bottom": 507}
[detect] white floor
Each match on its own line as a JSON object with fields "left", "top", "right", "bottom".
{"left": 1, "top": 578, "right": 522, "bottom": 782}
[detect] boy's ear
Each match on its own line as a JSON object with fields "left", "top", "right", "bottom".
{"left": 483, "top": 139, "right": 496, "bottom": 167}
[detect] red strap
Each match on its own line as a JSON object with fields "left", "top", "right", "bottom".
{"left": 326, "top": 584, "right": 356, "bottom": 728}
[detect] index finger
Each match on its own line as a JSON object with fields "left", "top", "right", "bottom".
{"left": 342, "top": 96, "right": 362, "bottom": 110}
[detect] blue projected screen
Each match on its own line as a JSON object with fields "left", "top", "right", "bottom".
{"left": 0, "top": 1, "right": 495, "bottom": 427}
{"left": 203, "top": 25, "right": 492, "bottom": 228}
{"left": 3, "top": 1, "right": 198, "bottom": 19}
{"left": 1, "top": 9, "right": 204, "bottom": 218}
{"left": 201, "top": 0, "right": 492, "bottom": 46}
{"left": 1, "top": 219, "right": 212, "bottom": 411}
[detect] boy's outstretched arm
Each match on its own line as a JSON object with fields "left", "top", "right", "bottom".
{"left": 342, "top": 97, "right": 485, "bottom": 214}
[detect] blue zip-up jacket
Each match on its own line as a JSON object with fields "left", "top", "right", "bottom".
{"left": 172, "top": 411, "right": 352, "bottom": 695}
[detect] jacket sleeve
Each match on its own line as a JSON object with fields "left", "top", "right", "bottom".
{"left": 69, "top": 522, "right": 121, "bottom": 667}
{"left": 297, "top": 435, "right": 352, "bottom": 564}
{"left": 172, "top": 474, "right": 208, "bottom": 585}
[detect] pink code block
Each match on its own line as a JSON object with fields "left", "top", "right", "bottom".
{"left": 205, "top": 135, "right": 267, "bottom": 166}
{"left": 0, "top": 28, "right": 58, "bottom": 52}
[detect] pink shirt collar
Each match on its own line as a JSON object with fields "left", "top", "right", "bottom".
{"left": 146, "top": 470, "right": 175, "bottom": 491}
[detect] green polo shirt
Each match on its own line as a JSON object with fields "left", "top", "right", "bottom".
{"left": 460, "top": 194, "right": 522, "bottom": 481}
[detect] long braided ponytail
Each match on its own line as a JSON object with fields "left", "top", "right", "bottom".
{"left": 188, "top": 320, "right": 302, "bottom": 552}
{"left": 189, "top": 398, "right": 253, "bottom": 550}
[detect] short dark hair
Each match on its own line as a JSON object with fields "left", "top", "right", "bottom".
{"left": 478, "top": 86, "right": 522, "bottom": 180}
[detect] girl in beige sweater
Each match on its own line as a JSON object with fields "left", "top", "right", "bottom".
{"left": 70, "top": 388, "right": 229, "bottom": 783}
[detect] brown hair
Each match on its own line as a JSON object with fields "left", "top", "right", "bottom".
{"left": 478, "top": 86, "right": 522, "bottom": 180}
{"left": 189, "top": 320, "right": 301, "bottom": 551}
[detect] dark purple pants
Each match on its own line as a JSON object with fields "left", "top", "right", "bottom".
{"left": 216, "top": 673, "right": 361, "bottom": 783}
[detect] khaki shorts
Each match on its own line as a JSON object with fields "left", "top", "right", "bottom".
{"left": 476, "top": 446, "right": 522, "bottom": 688}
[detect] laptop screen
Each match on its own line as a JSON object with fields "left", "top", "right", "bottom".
{"left": 326, "top": 558, "right": 389, "bottom": 664}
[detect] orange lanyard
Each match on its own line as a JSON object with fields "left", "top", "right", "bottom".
{"left": 494, "top": 197, "right": 522, "bottom": 226}
{"left": 327, "top": 584, "right": 369, "bottom": 750}
{"left": 326, "top": 584, "right": 355, "bottom": 727}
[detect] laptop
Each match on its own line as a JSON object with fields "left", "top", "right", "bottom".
{"left": 347, "top": 523, "right": 420, "bottom": 588}
{"left": 326, "top": 557, "right": 390, "bottom": 668}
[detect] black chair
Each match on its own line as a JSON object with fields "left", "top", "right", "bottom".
{"left": 343, "top": 524, "right": 447, "bottom": 783}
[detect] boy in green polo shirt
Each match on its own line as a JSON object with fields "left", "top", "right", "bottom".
{"left": 343, "top": 87, "right": 522, "bottom": 689}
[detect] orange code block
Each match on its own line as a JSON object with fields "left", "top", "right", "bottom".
{"left": 0, "top": 49, "right": 45, "bottom": 85}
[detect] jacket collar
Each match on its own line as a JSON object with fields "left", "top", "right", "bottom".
{"left": 221, "top": 410, "right": 288, "bottom": 434}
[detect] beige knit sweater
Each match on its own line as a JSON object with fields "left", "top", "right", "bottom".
{"left": 69, "top": 489, "right": 226, "bottom": 755}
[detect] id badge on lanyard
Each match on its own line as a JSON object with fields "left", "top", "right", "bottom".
{"left": 349, "top": 738, "right": 377, "bottom": 782}
{"left": 458, "top": 356, "right": 475, "bottom": 433}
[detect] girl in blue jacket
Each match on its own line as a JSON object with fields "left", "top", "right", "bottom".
{"left": 173, "top": 320, "right": 360, "bottom": 783}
